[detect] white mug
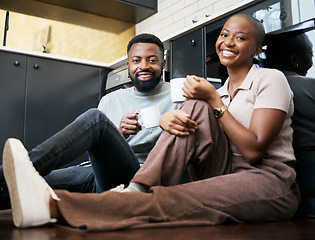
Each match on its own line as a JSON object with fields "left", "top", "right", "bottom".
{"left": 170, "top": 78, "right": 186, "bottom": 103}
{"left": 138, "top": 106, "right": 161, "bottom": 128}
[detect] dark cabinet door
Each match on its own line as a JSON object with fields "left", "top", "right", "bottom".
{"left": 120, "top": 0, "right": 157, "bottom": 9}
{"left": 0, "top": 51, "right": 26, "bottom": 164}
{"left": 170, "top": 28, "right": 205, "bottom": 79}
{"left": 24, "top": 56, "right": 100, "bottom": 155}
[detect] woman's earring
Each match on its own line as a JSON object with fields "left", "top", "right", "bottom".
{"left": 295, "top": 63, "right": 299, "bottom": 68}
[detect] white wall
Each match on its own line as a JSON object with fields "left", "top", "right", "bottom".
{"left": 136, "top": 0, "right": 246, "bottom": 40}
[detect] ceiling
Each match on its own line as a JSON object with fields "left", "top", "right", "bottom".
{"left": 34, "top": 0, "right": 157, "bottom": 23}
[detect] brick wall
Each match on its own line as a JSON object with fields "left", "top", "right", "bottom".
{"left": 136, "top": 0, "right": 245, "bottom": 40}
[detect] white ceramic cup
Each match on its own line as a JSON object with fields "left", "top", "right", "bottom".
{"left": 138, "top": 106, "right": 161, "bottom": 128}
{"left": 170, "top": 78, "right": 186, "bottom": 103}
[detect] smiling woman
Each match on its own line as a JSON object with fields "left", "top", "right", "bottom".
{"left": 215, "top": 14, "right": 264, "bottom": 94}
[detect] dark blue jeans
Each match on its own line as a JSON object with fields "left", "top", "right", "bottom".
{"left": 1, "top": 108, "right": 140, "bottom": 194}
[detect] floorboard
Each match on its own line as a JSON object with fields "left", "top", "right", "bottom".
{"left": 1, "top": 210, "right": 315, "bottom": 240}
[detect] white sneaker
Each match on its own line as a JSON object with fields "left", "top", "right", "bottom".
{"left": 109, "top": 182, "right": 147, "bottom": 193}
{"left": 109, "top": 184, "right": 125, "bottom": 192}
{"left": 3, "top": 138, "right": 60, "bottom": 228}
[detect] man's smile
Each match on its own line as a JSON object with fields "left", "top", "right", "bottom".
{"left": 136, "top": 72, "right": 154, "bottom": 81}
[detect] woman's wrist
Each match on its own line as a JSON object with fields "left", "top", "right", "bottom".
{"left": 207, "top": 95, "right": 224, "bottom": 109}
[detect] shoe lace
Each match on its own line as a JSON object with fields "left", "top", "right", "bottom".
{"left": 26, "top": 160, "right": 60, "bottom": 201}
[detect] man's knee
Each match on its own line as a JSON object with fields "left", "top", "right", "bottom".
{"left": 84, "top": 108, "right": 107, "bottom": 121}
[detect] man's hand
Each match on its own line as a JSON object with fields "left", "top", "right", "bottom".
{"left": 159, "top": 110, "right": 197, "bottom": 136}
{"left": 119, "top": 111, "right": 142, "bottom": 138}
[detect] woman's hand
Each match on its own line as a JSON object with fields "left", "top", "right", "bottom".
{"left": 183, "top": 75, "right": 224, "bottom": 108}
{"left": 159, "top": 110, "right": 197, "bottom": 136}
{"left": 183, "top": 75, "right": 212, "bottom": 101}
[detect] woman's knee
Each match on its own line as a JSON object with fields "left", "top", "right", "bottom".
{"left": 180, "top": 99, "right": 212, "bottom": 111}
{"left": 180, "top": 99, "right": 214, "bottom": 119}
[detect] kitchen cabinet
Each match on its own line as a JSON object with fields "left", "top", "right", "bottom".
{"left": 33, "top": 0, "right": 157, "bottom": 23}
{"left": 170, "top": 28, "right": 206, "bottom": 79}
{"left": 0, "top": 51, "right": 26, "bottom": 157}
{"left": 0, "top": 50, "right": 111, "bottom": 166}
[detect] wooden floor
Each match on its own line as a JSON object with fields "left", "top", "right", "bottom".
{"left": 1, "top": 210, "right": 315, "bottom": 240}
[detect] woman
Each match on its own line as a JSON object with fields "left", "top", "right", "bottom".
{"left": 3, "top": 14, "right": 300, "bottom": 231}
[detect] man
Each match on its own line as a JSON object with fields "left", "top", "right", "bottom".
{"left": 266, "top": 33, "right": 315, "bottom": 149}
{"left": 0, "top": 33, "right": 182, "bottom": 209}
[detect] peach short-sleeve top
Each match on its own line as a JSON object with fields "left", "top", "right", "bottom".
{"left": 217, "top": 65, "right": 295, "bottom": 162}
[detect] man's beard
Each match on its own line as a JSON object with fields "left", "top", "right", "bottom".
{"left": 129, "top": 70, "right": 162, "bottom": 92}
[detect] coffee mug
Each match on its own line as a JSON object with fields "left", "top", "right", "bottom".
{"left": 170, "top": 78, "right": 186, "bottom": 103}
{"left": 138, "top": 106, "right": 161, "bottom": 128}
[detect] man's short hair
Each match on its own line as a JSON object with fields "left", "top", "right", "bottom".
{"left": 127, "top": 33, "right": 164, "bottom": 56}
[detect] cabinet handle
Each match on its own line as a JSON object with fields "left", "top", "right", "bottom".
{"left": 33, "top": 64, "right": 40, "bottom": 69}
{"left": 190, "top": 39, "right": 196, "bottom": 46}
{"left": 14, "top": 61, "right": 20, "bottom": 66}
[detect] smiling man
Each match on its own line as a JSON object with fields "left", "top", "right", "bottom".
{"left": 0, "top": 34, "right": 179, "bottom": 210}
{"left": 97, "top": 34, "right": 178, "bottom": 164}
{"left": 128, "top": 42, "right": 164, "bottom": 92}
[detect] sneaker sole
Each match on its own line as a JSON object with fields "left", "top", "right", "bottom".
{"left": 3, "top": 139, "right": 27, "bottom": 227}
